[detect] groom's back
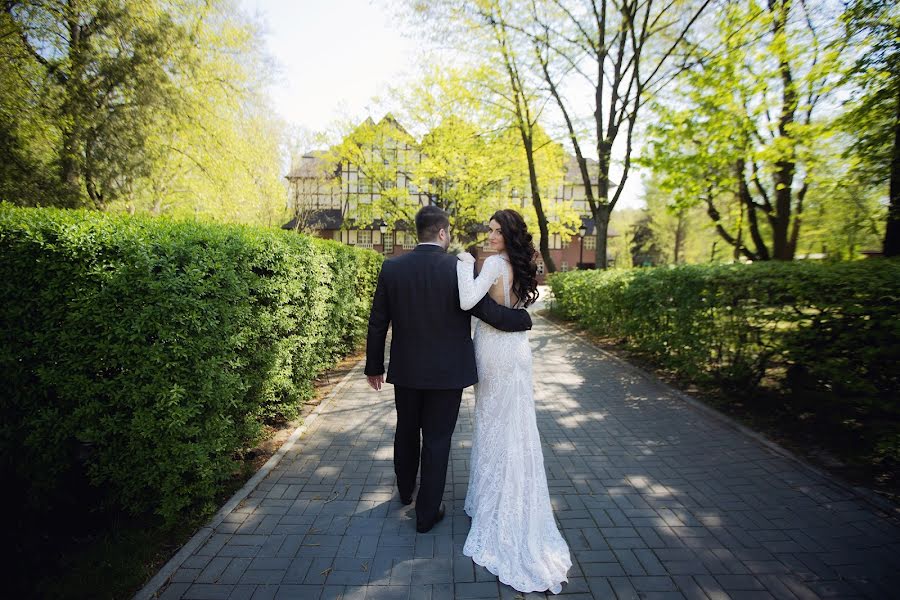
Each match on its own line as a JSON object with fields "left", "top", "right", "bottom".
{"left": 378, "top": 247, "right": 477, "bottom": 390}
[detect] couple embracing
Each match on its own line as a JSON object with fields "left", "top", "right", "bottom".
{"left": 365, "top": 205, "right": 571, "bottom": 594}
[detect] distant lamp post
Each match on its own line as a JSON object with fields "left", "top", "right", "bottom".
{"left": 378, "top": 219, "right": 388, "bottom": 235}
{"left": 578, "top": 224, "right": 587, "bottom": 269}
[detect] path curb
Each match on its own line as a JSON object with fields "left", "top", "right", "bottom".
{"left": 133, "top": 359, "right": 365, "bottom": 600}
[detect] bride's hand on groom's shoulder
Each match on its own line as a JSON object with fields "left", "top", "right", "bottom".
{"left": 457, "top": 252, "right": 475, "bottom": 263}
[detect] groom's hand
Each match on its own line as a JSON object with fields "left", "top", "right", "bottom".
{"left": 367, "top": 374, "right": 384, "bottom": 391}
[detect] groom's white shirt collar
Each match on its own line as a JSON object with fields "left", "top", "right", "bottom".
{"left": 417, "top": 242, "right": 443, "bottom": 247}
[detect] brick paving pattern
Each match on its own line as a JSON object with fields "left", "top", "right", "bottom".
{"left": 151, "top": 304, "right": 900, "bottom": 599}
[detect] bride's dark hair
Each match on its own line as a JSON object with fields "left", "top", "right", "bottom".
{"left": 490, "top": 209, "right": 539, "bottom": 308}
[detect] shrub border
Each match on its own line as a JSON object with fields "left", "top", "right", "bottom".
{"left": 133, "top": 359, "right": 365, "bottom": 600}
{"left": 538, "top": 306, "right": 899, "bottom": 518}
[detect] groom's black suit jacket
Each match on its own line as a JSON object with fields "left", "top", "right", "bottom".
{"left": 365, "top": 244, "right": 532, "bottom": 390}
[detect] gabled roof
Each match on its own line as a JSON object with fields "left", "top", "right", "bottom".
{"left": 580, "top": 215, "right": 619, "bottom": 238}
{"left": 563, "top": 155, "right": 618, "bottom": 188}
{"left": 281, "top": 209, "right": 344, "bottom": 231}
{"left": 286, "top": 151, "right": 336, "bottom": 180}
{"left": 378, "top": 113, "right": 413, "bottom": 138}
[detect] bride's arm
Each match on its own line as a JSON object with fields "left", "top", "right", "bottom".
{"left": 456, "top": 254, "right": 500, "bottom": 310}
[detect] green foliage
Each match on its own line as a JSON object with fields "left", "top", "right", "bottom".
{"left": 0, "top": 205, "right": 381, "bottom": 524}
{"left": 642, "top": 0, "right": 848, "bottom": 261}
{"left": 549, "top": 260, "right": 900, "bottom": 401}
{"left": 0, "top": 0, "right": 286, "bottom": 225}
{"left": 640, "top": 173, "right": 720, "bottom": 265}
{"left": 325, "top": 115, "right": 421, "bottom": 229}
{"left": 840, "top": 0, "right": 899, "bottom": 188}
{"left": 393, "top": 66, "right": 579, "bottom": 244}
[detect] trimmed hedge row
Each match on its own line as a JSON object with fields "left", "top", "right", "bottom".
{"left": 0, "top": 205, "right": 382, "bottom": 523}
{"left": 548, "top": 260, "right": 900, "bottom": 403}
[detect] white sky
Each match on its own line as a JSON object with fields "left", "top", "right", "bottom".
{"left": 240, "top": 0, "right": 417, "bottom": 134}
{"left": 239, "top": 0, "right": 644, "bottom": 208}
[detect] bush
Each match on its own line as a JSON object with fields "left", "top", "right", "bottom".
{"left": 0, "top": 205, "right": 382, "bottom": 523}
{"left": 548, "top": 261, "right": 900, "bottom": 402}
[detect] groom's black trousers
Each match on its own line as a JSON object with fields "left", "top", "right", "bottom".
{"left": 393, "top": 386, "right": 462, "bottom": 528}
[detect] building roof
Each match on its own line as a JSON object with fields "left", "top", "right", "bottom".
{"left": 562, "top": 154, "right": 618, "bottom": 190}
{"left": 281, "top": 209, "right": 344, "bottom": 231}
{"left": 286, "top": 151, "right": 335, "bottom": 180}
{"left": 581, "top": 216, "right": 619, "bottom": 238}
{"left": 281, "top": 212, "right": 416, "bottom": 232}
{"left": 378, "top": 113, "right": 413, "bottom": 139}
{"left": 471, "top": 216, "right": 618, "bottom": 238}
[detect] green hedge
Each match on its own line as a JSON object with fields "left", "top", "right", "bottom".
{"left": 548, "top": 260, "right": 900, "bottom": 402}
{"left": 0, "top": 205, "right": 381, "bottom": 523}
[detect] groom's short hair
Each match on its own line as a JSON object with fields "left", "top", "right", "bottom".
{"left": 415, "top": 205, "right": 450, "bottom": 242}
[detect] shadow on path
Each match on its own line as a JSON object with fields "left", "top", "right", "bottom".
{"left": 146, "top": 305, "right": 900, "bottom": 600}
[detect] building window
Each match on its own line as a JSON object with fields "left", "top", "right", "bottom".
{"left": 401, "top": 232, "right": 416, "bottom": 250}
{"left": 561, "top": 261, "right": 569, "bottom": 272}
{"left": 482, "top": 237, "right": 492, "bottom": 251}
{"left": 562, "top": 238, "right": 571, "bottom": 249}
{"left": 584, "top": 235, "right": 597, "bottom": 250}
{"left": 383, "top": 232, "right": 394, "bottom": 254}
{"left": 357, "top": 230, "right": 373, "bottom": 249}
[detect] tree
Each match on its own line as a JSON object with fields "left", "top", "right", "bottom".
{"left": 315, "top": 64, "right": 579, "bottom": 250}
{"left": 0, "top": 0, "right": 286, "bottom": 225}
{"left": 642, "top": 174, "right": 715, "bottom": 264}
{"left": 401, "top": 65, "right": 579, "bottom": 249}
{"left": 416, "top": 116, "right": 515, "bottom": 240}
{"left": 401, "top": 1, "right": 582, "bottom": 271}
{"left": 325, "top": 115, "right": 423, "bottom": 231}
{"left": 629, "top": 212, "right": 664, "bottom": 267}
{"left": 2, "top": 1, "right": 197, "bottom": 208}
{"left": 792, "top": 140, "right": 887, "bottom": 259}
{"left": 841, "top": 0, "right": 899, "bottom": 256}
{"left": 643, "top": 0, "right": 846, "bottom": 261}
{"left": 520, "top": 0, "right": 714, "bottom": 268}
{"left": 482, "top": 2, "right": 560, "bottom": 271}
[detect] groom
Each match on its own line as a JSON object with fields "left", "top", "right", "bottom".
{"left": 365, "top": 206, "right": 532, "bottom": 533}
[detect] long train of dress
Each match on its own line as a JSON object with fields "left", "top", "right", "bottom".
{"left": 457, "top": 255, "right": 571, "bottom": 594}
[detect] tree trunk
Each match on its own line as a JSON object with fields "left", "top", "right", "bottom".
{"left": 60, "top": 7, "right": 87, "bottom": 206}
{"left": 737, "top": 160, "right": 770, "bottom": 260}
{"left": 524, "top": 137, "right": 555, "bottom": 272}
{"left": 60, "top": 126, "right": 81, "bottom": 204}
{"left": 84, "top": 135, "right": 106, "bottom": 210}
{"left": 674, "top": 209, "right": 686, "bottom": 263}
{"left": 770, "top": 0, "right": 797, "bottom": 261}
{"left": 706, "top": 194, "right": 758, "bottom": 262}
{"left": 592, "top": 204, "right": 610, "bottom": 269}
{"left": 594, "top": 139, "right": 612, "bottom": 269}
{"left": 489, "top": 7, "right": 554, "bottom": 271}
{"left": 884, "top": 88, "right": 900, "bottom": 257}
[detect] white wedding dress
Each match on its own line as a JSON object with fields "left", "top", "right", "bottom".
{"left": 456, "top": 253, "right": 571, "bottom": 595}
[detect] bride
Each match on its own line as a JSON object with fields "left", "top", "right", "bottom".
{"left": 456, "top": 209, "right": 571, "bottom": 594}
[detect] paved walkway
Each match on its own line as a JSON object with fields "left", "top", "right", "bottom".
{"left": 148, "top": 301, "right": 900, "bottom": 600}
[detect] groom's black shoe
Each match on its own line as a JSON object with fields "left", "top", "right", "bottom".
{"left": 400, "top": 494, "right": 413, "bottom": 505}
{"left": 416, "top": 503, "right": 445, "bottom": 533}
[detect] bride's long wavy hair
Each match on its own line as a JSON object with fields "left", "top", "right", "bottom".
{"left": 490, "top": 209, "right": 539, "bottom": 308}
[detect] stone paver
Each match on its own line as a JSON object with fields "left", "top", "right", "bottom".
{"left": 149, "top": 298, "right": 900, "bottom": 599}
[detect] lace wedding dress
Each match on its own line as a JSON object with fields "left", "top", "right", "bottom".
{"left": 456, "top": 253, "right": 571, "bottom": 595}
